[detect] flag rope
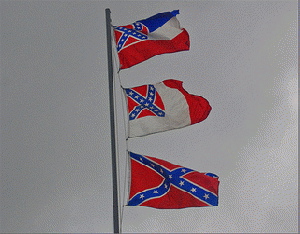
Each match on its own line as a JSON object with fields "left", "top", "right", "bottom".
{"left": 112, "top": 72, "right": 122, "bottom": 231}
{"left": 111, "top": 26, "right": 130, "bottom": 233}
{"left": 114, "top": 68, "right": 131, "bottom": 233}
{"left": 115, "top": 71, "right": 130, "bottom": 233}
{"left": 113, "top": 72, "right": 128, "bottom": 234}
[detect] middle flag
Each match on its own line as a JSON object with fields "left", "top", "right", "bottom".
{"left": 124, "top": 79, "right": 212, "bottom": 138}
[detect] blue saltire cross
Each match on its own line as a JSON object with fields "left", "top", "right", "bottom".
{"left": 114, "top": 23, "right": 148, "bottom": 52}
{"left": 125, "top": 85, "right": 165, "bottom": 121}
{"left": 128, "top": 152, "right": 218, "bottom": 206}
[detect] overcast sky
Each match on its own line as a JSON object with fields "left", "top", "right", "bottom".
{"left": 1, "top": 1, "right": 297, "bottom": 233}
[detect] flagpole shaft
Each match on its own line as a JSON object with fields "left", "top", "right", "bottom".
{"left": 105, "top": 8, "right": 120, "bottom": 234}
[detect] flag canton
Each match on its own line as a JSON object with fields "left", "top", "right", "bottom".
{"left": 114, "top": 22, "right": 148, "bottom": 52}
{"left": 126, "top": 85, "right": 165, "bottom": 121}
{"left": 128, "top": 152, "right": 218, "bottom": 207}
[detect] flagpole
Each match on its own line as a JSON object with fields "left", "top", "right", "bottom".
{"left": 105, "top": 8, "right": 120, "bottom": 234}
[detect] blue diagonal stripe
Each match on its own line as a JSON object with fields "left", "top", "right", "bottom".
{"left": 126, "top": 85, "right": 165, "bottom": 120}
{"left": 171, "top": 168, "right": 218, "bottom": 206}
{"left": 114, "top": 26, "right": 148, "bottom": 52}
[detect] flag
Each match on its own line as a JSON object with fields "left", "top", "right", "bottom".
{"left": 114, "top": 10, "right": 190, "bottom": 69}
{"left": 128, "top": 152, "right": 219, "bottom": 209}
{"left": 124, "top": 79, "right": 212, "bottom": 138}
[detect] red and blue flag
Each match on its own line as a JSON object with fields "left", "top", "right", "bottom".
{"left": 128, "top": 152, "right": 219, "bottom": 209}
{"left": 114, "top": 10, "right": 190, "bottom": 69}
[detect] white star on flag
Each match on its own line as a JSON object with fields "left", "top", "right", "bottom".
{"left": 191, "top": 188, "right": 196, "bottom": 192}
{"left": 203, "top": 194, "right": 209, "bottom": 200}
{"left": 140, "top": 194, "right": 144, "bottom": 199}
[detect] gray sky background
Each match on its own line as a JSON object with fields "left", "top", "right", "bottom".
{"left": 0, "top": 1, "right": 297, "bottom": 233}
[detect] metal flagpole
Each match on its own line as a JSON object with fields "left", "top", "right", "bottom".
{"left": 105, "top": 8, "right": 120, "bottom": 234}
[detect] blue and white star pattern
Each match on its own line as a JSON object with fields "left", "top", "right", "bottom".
{"left": 114, "top": 22, "right": 148, "bottom": 52}
{"left": 125, "top": 85, "right": 165, "bottom": 121}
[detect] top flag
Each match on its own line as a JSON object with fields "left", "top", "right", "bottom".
{"left": 124, "top": 79, "right": 212, "bottom": 138}
{"left": 114, "top": 10, "right": 190, "bottom": 69}
{"left": 128, "top": 152, "right": 219, "bottom": 209}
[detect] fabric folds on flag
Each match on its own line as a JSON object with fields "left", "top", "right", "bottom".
{"left": 124, "top": 79, "right": 212, "bottom": 138}
{"left": 128, "top": 152, "right": 219, "bottom": 209}
{"left": 114, "top": 10, "right": 190, "bottom": 69}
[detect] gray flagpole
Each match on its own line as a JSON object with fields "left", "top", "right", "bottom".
{"left": 105, "top": 8, "right": 120, "bottom": 233}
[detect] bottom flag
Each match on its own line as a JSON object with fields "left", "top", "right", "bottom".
{"left": 128, "top": 152, "right": 219, "bottom": 209}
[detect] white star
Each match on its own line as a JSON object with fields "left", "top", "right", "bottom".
{"left": 131, "top": 113, "right": 135, "bottom": 117}
{"left": 134, "top": 95, "right": 139, "bottom": 99}
{"left": 140, "top": 99, "right": 144, "bottom": 103}
{"left": 148, "top": 97, "right": 153, "bottom": 102}
{"left": 191, "top": 188, "right": 196, "bottom": 193}
{"left": 160, "top": 169, "right": 163, "bottom": 173}
{"left": 169, "top": 175, "right": 172, "bottom": 179}
{"left": 150, "top": 106, "right": 154, "bottom": 110}
{"left": 133, "top": 32, "right": 136, "bottom": 35}
{"left": 144, "top": 103, "right": 149, "bottom": 106}
{"left": 140, "top": 194, "right": 144, "bottom": 199}
{"left": 128, "top": 91, "right": 133, "bottom": 96}
{"left": 203, "top": 194, "right": 209, "bottom": 200}
{"left": 124, "top": 34, "right": 128, "bottom": 36}
{"left": 140, "top": 157, "right": 143, "bottom": 161}
{"left": 181, "top": 169, "right": 186, "bottom": 173}
{"left": 149, "top": 92, "right": 154, "bottom": 96}
{"left": 179, "top": 181, "right": 184, "bottom": 186}
{"left": 151, "top": 164, "right": 155, "bottom": 167}
{"left": 164, "top": 184, "right": 168, "bottom": 189}
{"left": 153, "top": 190, "right": 158, "bottom": 193}
{"left": 158, "top": 112, "right": 163, "bottom": 115}
{"left": 150, "top": 86, "right": 154, "bottom": 90}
